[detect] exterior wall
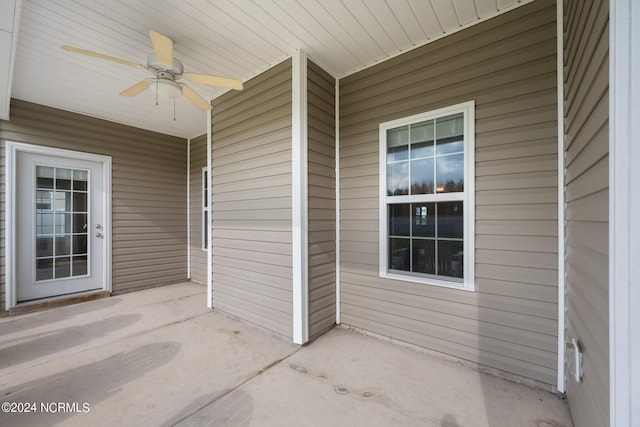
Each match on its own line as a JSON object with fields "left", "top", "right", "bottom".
{"left": 211, "top": 60, "right": 293, "bottom": 338}
{"left": 307, "top": 60, "right": 336, "bottom": 340}
{"left": 339, "top": 0, "right": 559, "bottom": 385}
{"left": 564, "top": 0, "right": 609, "bottom": 425}
{"left": 189, "top": 134, "right": 207, "bottom": 285}
{"left": 0, "top": 100, "right": 187, "bottom": 313}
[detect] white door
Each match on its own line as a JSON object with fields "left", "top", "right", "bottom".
{"left": 15, "top": 150, "right": 106, "bottom": 302}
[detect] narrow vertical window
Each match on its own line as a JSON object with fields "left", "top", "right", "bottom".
{"left": 202, "top": 167, "right": 209, "bottom": 250}
{"left": 379, "top": 101, "right": 475, "bottom": 290}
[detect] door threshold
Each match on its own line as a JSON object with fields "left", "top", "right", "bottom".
{"left": 9, "top": 290, "right": 110, "bottom": 316}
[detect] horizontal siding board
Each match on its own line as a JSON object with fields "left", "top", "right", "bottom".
{"left": 211, "top": 61, "right": 294, "bottom": 339}
{"left": 339, "top": 0, "right": 559, "bottom": 385}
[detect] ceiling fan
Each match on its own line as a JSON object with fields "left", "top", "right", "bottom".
{"left": 61, "top": 30, "right": 243, "bottom": 112}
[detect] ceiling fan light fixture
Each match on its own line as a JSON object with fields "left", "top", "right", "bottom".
{"left": 154, "top": 79, "right": 182, "bottom": 99}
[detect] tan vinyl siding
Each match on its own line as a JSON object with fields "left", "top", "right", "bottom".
{"left": 189, "top": 134, "right": 207, "bottom": 285}
{"left": 564, "top": 0, "right": 609, "bottom": 425}
{"left": 0, "top": 100, "right": 187, "bottom": 312}
{"left": 307, "top": 60, "right": 336, "bottom": 340}
{"left": 339, "top": 0, "right": 558, "bottom": 385}
{"left": 211, "top": 60, "right": 293, "bottom": 338}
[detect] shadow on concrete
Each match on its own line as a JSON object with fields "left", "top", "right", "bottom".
{"left": 0, "top": 341, "right": 181, "bottom": 426}
{"left": 1, "top": 298, "right": 122, "bottom": 334}
{"left": 441, "top": 413, "right": 462, "bottom": 426}
{"left": 0, "top": 313, "right": 142, "bottom": 369}
{"left": 169, "top": 389, "right": 254, "bottom": 427}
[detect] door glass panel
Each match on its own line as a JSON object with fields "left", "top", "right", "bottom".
{"left": 55, "top": 168, "right": 72, "bottom": 190}
{"left": 72, "top": 256, "right": 88, "bottom": 276}
{"left": 36, "top": 166, "right": 54, "bottom": 189}
{"left": 36, "top": 258, "right": 54, "bottom": 281}
{"left": 35, "top": 165, "right": 90, "bottom": 281}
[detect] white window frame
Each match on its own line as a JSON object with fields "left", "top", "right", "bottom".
{"left": 378, "top": 101, "right": 475, "bottom": 291}
{"left": 201, "top": 167, "right": 209, "bottom": 251}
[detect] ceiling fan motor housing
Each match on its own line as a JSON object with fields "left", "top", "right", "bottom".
{"left": 147, "top": 53, "right": 184, "bottom": 78}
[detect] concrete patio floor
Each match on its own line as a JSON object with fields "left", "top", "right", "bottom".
{"left": 0, "top": 282, "right": 572, "bottom": 426}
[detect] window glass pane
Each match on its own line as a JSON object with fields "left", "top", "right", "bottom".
{"left": 55, "top": 235, "right": 71, "bottom": 256}
{"left": 73, "top": 170, "right": 88, "bottom": 191}
{"left": 203, "top": 170, "right": 208, "bottom": 208}
{"left": 36, "top": 190, "right": 52, "bottom": 211}
{"left": 37, "top": 166, "right": 55, "bottom": 189}
{"left": 410, "top": 158, "right": 434, "bottom": 194}
{"left": 410, "top": 121, "right": 434, "bottom": 144}
{"left": 412, "top": 239, "right": 436, "bottom": 274}
{"left": 55, "top": 168, "right": 72, "bottom": 190}
{"left": 437, "top": 240, "right": 464, "bottom": 278}
{"left": 203, "top": 210, "right": 208, "bottom": 249}
{"left": 387, "top": 162, "right": 409, "bottom": 196}
{"left": 435, "top": 113, "right": 464, "bottom": 155}
{"left": 387, "top": 145, "right": 408, "bottom": 162}
{"left": 389, "top": 238, "right": 410, "bottom": 271}
{"left": 73, "top": 192, "right": 88, "bottom": 212}
{"left": 387, "top": 126, "right": 408, "bottom": 147}
{"left": 36, "top": 258, "right": 54, "bottom": 281}
{"left": 412, "top": 203, "right": 435, "bottom": 237}
{"left": 37, "top": 213, "right": 55, "bottom": 235}
{"left": 410, "top": 141, "right": 434, "bottom": 159}
{"left": 72, "top": 256, "right": 88, "bottom": 276}
{"left": 36, "top": 237, "right": 54, "bottom": 258}
{"left": 73, "top": 214, "right": 88, "bottom": 233}
{"left": 437, "top": 202, "right": 463, "bottom": 238}
{"left": 55, "top": 213, "right": 71, "bottom": 235}
{"left": 54, "top": 257, "right": 71, "bottom": 279}
{"left": 73, "top": 235, "right": 88, "bottom": 255}
{"left": 54, "top": 191, "right": 71, "bottom": 211}
{"left": 435, "top": 153, "right": 464, "bottom": 193}
{"left": 389, "top": 204, "right": 410, "bottom": 236}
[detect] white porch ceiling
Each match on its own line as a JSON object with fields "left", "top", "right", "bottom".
{"left": 9, "top": 0, "right": 529, "bottom": 138}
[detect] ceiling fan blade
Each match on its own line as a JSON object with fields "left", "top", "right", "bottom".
{"left": 184, "top": 72, "right": 243, "bottom": 91}
{"left": 181, "top": 84, "right": 212, "bottom": 111}
{"left": 61, "top": 45, "right": 142, "bottom": 68}
{"left": 149, "top": 30, "right": 173, "bottom": 68}
{"left": 119, "top": 80, "right": 151, "bottom": 97}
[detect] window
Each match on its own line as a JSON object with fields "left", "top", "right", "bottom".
{"left": 202, "top": 167, "right": 209, "bottom": 250}
{"left": 379, "top": 101, "right": 475, "bottom": 290}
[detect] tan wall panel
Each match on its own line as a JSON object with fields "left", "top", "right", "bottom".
{"left": 339, "top": 0, "right": 558, "bottom": 385}
{"left": 564, "top": 0, "right": 610, "bottom": 424}
{"left": 307, "top": 60, "right": 336, "bottom": 340}
{"left": 211, "top": 59, "right": 294, "bottom": 338}
{"left": 0, "top": 100, "right": 187, "bottom": 311}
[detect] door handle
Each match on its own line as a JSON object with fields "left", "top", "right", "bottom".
{"left": 96, "top": 233, "right": 103, "bottom": 238}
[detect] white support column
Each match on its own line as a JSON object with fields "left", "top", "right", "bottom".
{"left": 206, "top": 111, "right": 213, "bottom": 309}
{"left": 556, "top": 0, "right": 566, "bottom": 394}
{"left": 292, "top": 49, "right": 309, "bottom": 344}
{"left": 335, "top": 79, "right": 341, "bottom": 325}
{"left": 610, "top": 0, "right": 640, "bottom": 425}
{"left": 187, "top": 138, "right": 191, "bottom": 280}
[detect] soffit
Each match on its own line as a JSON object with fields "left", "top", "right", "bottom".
{"left": 10, "top": 0, "right": 530, "bottom": 138}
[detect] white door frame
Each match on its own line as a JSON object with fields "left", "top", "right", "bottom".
{"left": 5, "top": 141, "right": 112, "bottom": 310}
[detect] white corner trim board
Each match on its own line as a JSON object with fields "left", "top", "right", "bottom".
{"left": 556, "top": 0, "right": 566, "bottom": 395}
{"left": 292, "top": 49, "right": 309, "bottom": 345}
{"left": 610, "top": 0, "right": 640, "bottom": 425}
